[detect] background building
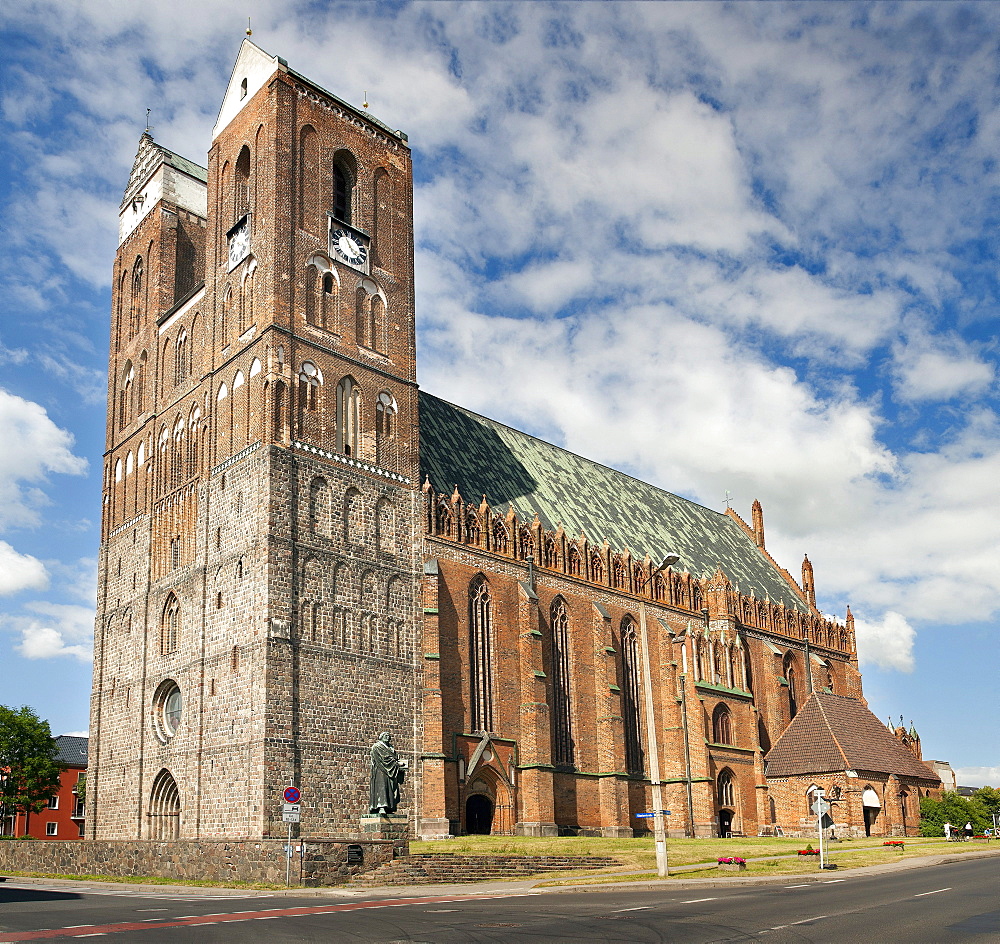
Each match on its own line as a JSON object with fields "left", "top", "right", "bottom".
{"left": 5, "top": 736, "right": 88, "bottom": 839}
{"left": 89, "top": 40, "right": 938, "bottom": 843}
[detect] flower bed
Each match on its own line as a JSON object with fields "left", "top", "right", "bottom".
{"left": 883, "top": 840, "right": 904, "bottom": 848}
{"left": 797, "top": 848, "right": 820, "bottom": 856}
{"left": 717, "top": 856, "right": 746, "bottom": 872}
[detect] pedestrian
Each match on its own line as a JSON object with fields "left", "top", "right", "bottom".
{"left": 964, "top": 821, "right": 974, "bottom": 841}
{"left": 943, "top": 821, "right": 952, "bottom": 840}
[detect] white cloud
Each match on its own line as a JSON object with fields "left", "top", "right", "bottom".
{"left": 0, "top": 388, "right": 88, "bottom": 529}
{"left": 10, "top": 601, "right": 94, "bottom": 663}
{"left": 59, "top": 730, "right": 89, "bottom": 738}
{"left": 0, "top": 541, "right": 48, "bottom": 595}
{"left": 851, "top": 611, "right": 915, "bottom": 673}
{"left": 891, "top": 331, "right": 996, "bottom": 403}
{"left": 953, "top": 766, "right": 1000, "bottom": 789}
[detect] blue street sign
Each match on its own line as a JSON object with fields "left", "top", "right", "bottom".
{"left": 635, "top": 811, "right": 671, "bottom": 818}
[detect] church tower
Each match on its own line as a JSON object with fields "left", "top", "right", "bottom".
{"left": 89, "top": 40, "right": 422, "bottom": 839}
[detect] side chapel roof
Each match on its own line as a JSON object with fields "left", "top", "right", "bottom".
{"left": 764, "top": 692, "right": 940, "bottom": 782}
{"left": 419, "top": 392, "right": 808, "bottom": 612}
{"left": 54, "top": 735, "right": 88, "bottom": 768}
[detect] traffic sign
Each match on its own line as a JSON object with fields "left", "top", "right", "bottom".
{"left": 811, "top": 799, "right": 831, "bottom": 816}
{"left": 282, "top": 807, "right": 300, "bottom": 823}
{"left": 283, "top": 786, "right": 301, "bottom": 804}
{"left": 635, "top": 811, "right": 671, "bottom": 818}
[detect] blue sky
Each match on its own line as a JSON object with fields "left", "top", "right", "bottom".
{"left": 0, "top": 1, "right": 998, "bottom": 786}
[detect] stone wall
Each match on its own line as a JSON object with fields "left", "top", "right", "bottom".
{"left": 0, "top": 838, "right": 405, "bottom": 887}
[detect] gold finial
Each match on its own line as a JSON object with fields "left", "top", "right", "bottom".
{"left": 246, "top": 16, "right": 252, "bottom": 36}
{"left": 363, "top": 91, "right": 369, "bottom": 110}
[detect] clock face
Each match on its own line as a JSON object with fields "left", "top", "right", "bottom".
{"left": 228, "top": 221, "right": 251, "bottom": 270}
{"left": 331, "top": 228, "right": 368, "bottom": 268}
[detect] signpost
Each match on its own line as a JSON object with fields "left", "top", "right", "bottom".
{"left": 811, "top": 794, "right": 831, "bottom": 869}
{"left": 283, "top": 783, "right": 301, "bottom": 886}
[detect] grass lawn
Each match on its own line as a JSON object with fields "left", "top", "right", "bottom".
{"left": 411, "top": 834, "right": 986, "bottom": 880}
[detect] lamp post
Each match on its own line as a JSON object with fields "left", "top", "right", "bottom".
{"left": 638, "top": 552, "right": 681, "bottom": 879}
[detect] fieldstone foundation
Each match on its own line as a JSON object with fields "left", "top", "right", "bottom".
{"left": 0, "top": 838, "right": 407, "bottom": 887}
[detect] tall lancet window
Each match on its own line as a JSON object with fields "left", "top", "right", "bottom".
{"left": 620, "top": 618, "right": 644, "bottom": 775}
{"left": 550, "top": 598, "right": 574, "bottom": 766}
{"left": 469, "top": 576, "right": 494, "bottom": 734}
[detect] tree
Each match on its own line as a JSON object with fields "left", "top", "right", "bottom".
{"left": 0, "top": 706, "right": 63, "bottom": 836}
{"left": 919, "top": 791, "right": 991, "bottom": 837}
{"left": 973, "top": 786, "right": 1000, "bottom": 821}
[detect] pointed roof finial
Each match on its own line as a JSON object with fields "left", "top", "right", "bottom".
{"left": 246, "top": 16, "right": 252, "bottom": 36}
{"left": 145, "top": 108, "right": 151, "bottom": 133}
{"left": 363, "top": 90, "right": 369, "bottom": 110}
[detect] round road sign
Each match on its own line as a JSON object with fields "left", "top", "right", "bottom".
{"left": 284, "top": 786, "right": 301, "bottom": 804}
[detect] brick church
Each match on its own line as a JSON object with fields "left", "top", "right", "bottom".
{"left": 89, "top": 40, "right": 939, "bottom": 844}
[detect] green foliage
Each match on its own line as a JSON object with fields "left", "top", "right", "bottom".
{"left": 972, "top": 786, "right": 1000, "bottom": 819}
{"left": 919, "top": 791, "right": 991, "bottom": 836}
{"left": 0, "top": 706, "right": 64, "bottom": 822}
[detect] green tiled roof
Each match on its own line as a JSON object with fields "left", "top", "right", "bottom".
{"left": 419, "top": 393, "right": 808, "bottom": 613}
{"left": 163, "top": 149, "right": 208, "bottom": 183}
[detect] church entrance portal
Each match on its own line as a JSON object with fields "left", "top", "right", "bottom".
{"left": 466, "top": 794, "right": 494, "bottom": 834}
{"left": 719, "top": 809, "right": 735, "bottom": 837}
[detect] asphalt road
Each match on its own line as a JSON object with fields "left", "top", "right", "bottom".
{"left": 1, "top": 856, "right": 997, "bottom": 942}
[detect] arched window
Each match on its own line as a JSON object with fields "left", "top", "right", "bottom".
{"left": 543, "top": 537, "right": 558, "bottom": 569}
{"left": 806, "top": 783, "right": 822, "bottom": 815}
{"left": 465, "top": 511, "right": 481, "bottom": 546}
{"left": 823, "top": 660, "right": 835, "bottom": 693}
{"left": 148, "top": 769, "right": 181, "bottom": 839}
{"left": 174, "top": 329, "right": 188, "bottom": 386}
{"left": 161, "top": 594, "right": 180, "bottom": 655}
{"left": 435, "top": 501, "right": 453, "bottom": 537}
{"left": 119, "top": 362, "right": 134, "bottom": 430}
{"left": 137, "top": 350, "right": 147, "bottom": 415}
{"left": 298, "top": 361, "right": 321, "bottom": 412}
{"left": 235, "top": 145, "right": 251, "bottom": 219}
{"left": 171, "top": 415, "right": 185, "bottom": 489}
{"left": 784, "top": 653, "right": 798, "bottom": 718}
{"left": 332, "top": 151, "right": 355, "bottom": 223}
{"left": 620, "top": 618, "right": 643, "bottom": 775}
{"left": 492, "top": 520, "right": 509, "bottom": 555}
{"left": 355, "top": 287, "right": 370, "bottom": 346}
{"left": 469, "top": 577, "right": 494, "bottom": 733}
{"left": 519, "top": 527, "right": 534, "bottom": 561}
{"left": 336, "top": 376, "right": 361, "bottom": 456}
{"left": 375, "top": 391, "right": 396, "bottom": 463}
{"left": 590, "top": 552, "right": 605, "bottom": 584}
{"left": 550, "top": 598, "right": 573, "bottom": 766}
{"left": 130, "top": 258, "right": 144, "bottom": 337}
{"left": 713, "top": 704, "right": 734, "bottom": 745}
{"left": 344, "top": 487, "right": 363, "bottom": 545}
{"left": 369, "top": 295, "right": 385, "bottom": 351}
{"left": 718, "top": 769, "right": 735, "bottom": 807}
{"left": 567, "top": 545, "right": 581, "bottom": 577}
{"left": 611, "top": 556, "right": 627, "bottom": 589}
{"left": 308, "top": 477, "right": 330, "bottom": 536}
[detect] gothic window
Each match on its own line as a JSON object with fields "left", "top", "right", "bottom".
{"left": 620, "top": 619, "right": 643, "bottom": 775}
{"left": 119, "top": 362, "right": 134, "bottom": 430}
{"left": 332, "top": 151, "right": 356, "bottom": 224}
{"left": 336, "top": 376, "right": 361, "bottom": 456}
{"left": 137, "top": 351, "right": 147, "bottom": 415}
{"left": 373, "top": 168, "right": 392, "bottom": 268}
{"left": 550, "top": 598, "right": 573, "bottom": 766}
{"left": 469, "top": 577, "right": 494, "bottom": 733}
{"left": 169, "top": 536, "right": 180, "bottom": 570}
{"left": 718, "top": 769, "right": 736, "bottom": 807}
{"left": 465, "top": 511, "right": 481, "bottom": 546}
{"left": 308, "top": 477, "right": 330, "bottom": 537}
{"left": 567, "top": 545, "right": 582, "bottom": 577}
{"left": 344, "top": 488, "right": 363, "bottom": 545}
{"left": 435, "top": 501, "right": 454, "bottom": 537}
{"left": 823, "top": 660, "right": 835, "bottom": 693}
{"left": 653, "top": 572, "right": 667, "bottom": 602}
{"left": 376, "top": 499, "right": 394, "bottom": 554}
{"left": 161, "top": 594, "right": 180, "bottom": 655}
{"left": 805, "top": 783, "right": 822, "bottom": 815}
{"left": 375, "top": 391, "right": 396, "bottom": 465}
{"left": 298, "top": 361, "right": 321, "bottom": 412}
{"left": 784, "top": 653, "right": 798, "bottom": 718}
{"left": 235, "top": 145, "right": 251, "bottom": 220}
{"left": 355, "top": 287, "right": 370, "bottom": 346}
{"left": 492, "top": 520, "right": 509, "bottom": 555}
{"left": 148, "top": 769, "right": 180, "bottom": 839}
{"left": 171, "top": 415, "right": 185, "bottom": 489}
{"left": 130, "top": 258, "right": 144, "bottom": 337}
{"left": 543, "top": 537, "right": 558, "bottom": 569}
{"left": 369, "top": 295, "right": 385, "bottom": 351}
{"left": 713, "top": 704, "right": 734, "bottom": 745}
{"left": 175, "top": 329, "right": 188, "bottom": 386}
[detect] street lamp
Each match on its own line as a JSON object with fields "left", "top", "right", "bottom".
{"left": 638, "top": 552, "right": 681, "bottom": 879}
{"left": 671, "top": 621, "right": 696, "bottom": 839}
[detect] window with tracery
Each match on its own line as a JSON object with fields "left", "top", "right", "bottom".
{"left": 550, "top": 598, "right": 573, "bottom": 766}
{"left": 492, "top": 521, "right": 509, "bottom": 555}
{"left": 784, "top": 654, "right": 798, "bottom": 718}
{"left": 568, "top": 546, "right": 582, "bottom": 577}
{"left": 590, "top": 553, "right": 605, "bottom": 583}
{"left": 718, "top": 770, "right": 735, "bottom": 807}
{"left": 175, "top": 329, "right": 188, "bottom": 386}
{"left": 332, "top": 151, "right": 355, "bottom": 223}
{"left": 713, "top": 704, "right": 734, "bottom": 745}
{"left": 469, "top": 577, "right": 494, "bottom": 733}
{"left": 298, "top": 361, "right": 321, "bottom": 412}
{"left": 543, "top": 537, "right": 558, "bottom": 569}
{"left": 336, "top": 376, "right": 361, "bottom": 456}
{"left": 620, "top": 618, "right": 643, "bottom": 775}
{"left": 161, "top": 594, "right": 180, "bottom": 655}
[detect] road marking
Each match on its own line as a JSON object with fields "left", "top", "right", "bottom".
{"left": 612, "top": 906, "right": 650, "bottom": 912}
{"left": 681, "top": 897, "right": 717, "bottom": 903}
{"left": 914, "top": 887, "right": 951, "bottom": 897}
{"left": 785, "top": 884, "right": 810, "bottom": 888}
{"left": 823, "top": 879, "right": 845, "bottom": 884}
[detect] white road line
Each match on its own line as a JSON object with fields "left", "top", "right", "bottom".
{"left": 613, "top": 906, "right": 651, "bottom": 912}
{"left": 785, "top": 884, "right": 810, "bottom": 888}
{"left": 915, "top": 887, "right": 951, "bottom": 897}
{"left": 823, "top": 879, "right": 845, "bottom": 884}
{"left": 682, "top": 897, "right": 718, "bottom": 903}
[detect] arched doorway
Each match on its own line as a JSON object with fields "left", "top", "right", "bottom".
{"left": 719, "top": 809, "right": 735, "bottom": 837}
{"left": 862, "top": 786, "right": 881, "bottom": 837}
{"left": 466, "top": 794, "right": 494, "bottom": 835}
{"left": 148, "top": 769, "right": 180, "bottom": 839}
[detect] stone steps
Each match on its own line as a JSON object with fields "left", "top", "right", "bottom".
{"left": 348, "top": 853, "right": 621, "bottom": 887}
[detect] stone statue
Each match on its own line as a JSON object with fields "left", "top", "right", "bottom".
{"left": 369, "top": 732, "right": 406, "bottom": 814}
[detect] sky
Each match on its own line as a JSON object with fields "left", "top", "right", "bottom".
{"left": 0, "top": 1, "right": 998, "bottom": 788}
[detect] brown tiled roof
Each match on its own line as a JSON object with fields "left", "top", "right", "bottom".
{"left": 764, "top": 692, "right": 940, "bottom": 782}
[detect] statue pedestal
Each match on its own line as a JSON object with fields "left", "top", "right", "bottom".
{"left": 360, "top": 814, "right": 409, "bottom": 841}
